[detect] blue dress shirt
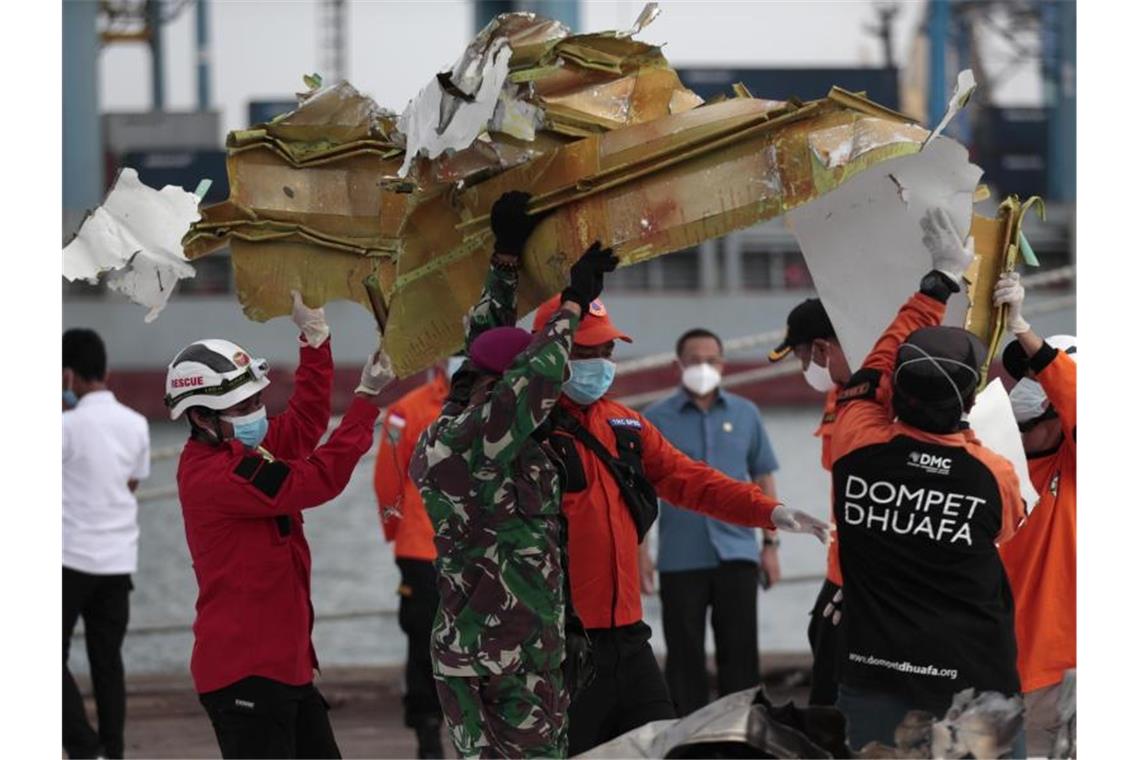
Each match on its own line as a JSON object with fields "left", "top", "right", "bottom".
{"left": 643, "top": 387, "right": 780, "bottom": 572}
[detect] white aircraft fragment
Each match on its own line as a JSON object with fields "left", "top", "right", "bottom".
{"left": 62, "top": 168, "right": 200, "bottom": 322}
{"left": 968, "top": 379, "right": 1040, "bottom": 514}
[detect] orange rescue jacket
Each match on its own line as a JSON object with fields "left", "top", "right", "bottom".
{"left": 999, "top": 348, "right": 1076, "bottom": 692}
{"left": 554, "top": 396, "right": 779, "bottom": 630}
{"left": 373, "top": 373, "right": 449, "bottom": 561}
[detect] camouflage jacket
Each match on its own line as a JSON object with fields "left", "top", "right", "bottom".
{"left": 410, "top": 265, "right": 578, "bottom": 677}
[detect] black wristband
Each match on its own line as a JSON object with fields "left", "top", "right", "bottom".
{"left": 1028, "top": 341, "right": 1059, "bottom": 374}
{"left": 560, "top": 287, "right": 589, "bottom": 310}
{"left": 919, "top": 270, "right": 961, "bottom": 303}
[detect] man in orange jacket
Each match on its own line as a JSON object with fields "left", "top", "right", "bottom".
{"left": 529, "top": 296, "right": 828, "bottom": 756}
{"left": 830, "top": 210, "right": 1027, "bottom": 752}
{"left": 767, "top": 297, "right": 851, "bottom": 706}
{"left": 373, "top": 357, "right": 461, "bottom": 759}
{"left": 994, "top": 272, "right": 1076, "bottom": 757}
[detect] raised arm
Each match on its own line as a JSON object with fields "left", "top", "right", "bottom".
{"left": 832, "top": 208, "right": 972, "bottom": 458}
{"left": 262, "top": 291, "right": 334, "bottom": 458}
{"left": 464, "top": 191, "right": 545, "bottom": 351}
{"left": 195, "top": 396, "right": 381, "bottom": 519}
{"left": 994, "top": 271, "right": 1076, "bottom": 438}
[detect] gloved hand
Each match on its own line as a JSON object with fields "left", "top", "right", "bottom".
{"left": 993, "top": 271, "right": 1031, "bottom": 335}
{"left": 822, "top": 587, "right": 843, "bottom": 626}
{"left": 561, "top": 241, "right": 619, "bottom": 310}
{"left": 490, "top": 190, "right": 543, "bottom": 258}
{"left": 770, "top": 505, "right": 829, "bottom": 544}
{"left": 920, "top": 208, "right": 975, "bottom": 283}
{"left": 291, "top": 290, "right": 330, "bottom": 348}
{"left": 355, "top": 335, "right": 396, "bottom": 397}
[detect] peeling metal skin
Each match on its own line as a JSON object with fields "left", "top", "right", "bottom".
{"left": 183, "top": 6, "right": 984, "bottom": 378}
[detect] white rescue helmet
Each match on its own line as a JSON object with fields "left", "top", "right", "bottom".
{"left": 164, "top": 339, "right": 270, "bottom": 420}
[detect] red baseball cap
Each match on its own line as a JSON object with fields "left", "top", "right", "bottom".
{"left": 531, "top": 295, "right": 632, "bottom": 347}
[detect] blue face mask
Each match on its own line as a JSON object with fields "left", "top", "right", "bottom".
{"left": 62, "top": 389, "right": 79, "bottom": 409}
{"left": 563, "top": 358, "right": 616, "bottom": 405}
{"left": 223, "top": 407, "right": 269, "bottom": 449}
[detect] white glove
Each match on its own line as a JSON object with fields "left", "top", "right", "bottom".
{"left": 291, "top": 290, "right": 330, "bottom": 348}
{"left": 993, "top": 272, "right": 1031, "bottom": 335}
{"left": 920, "top": 208, "right": 975, "bottom": 283}
{"left": 822, "top": 587, "right": 843, "bottom": 626}
{"left": 770, "top": 505, "right": 829, "bottom": 544}
{"left": 355, "top": 335, "right": 395, "bottom": 396}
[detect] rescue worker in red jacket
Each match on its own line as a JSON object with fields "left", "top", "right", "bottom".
{"left": 166, "top": 292, "right": 398, "bottom": 759}
{"left": 529, "top": 296, "right": 829, "bottom": 756}
{"left": 829, "top": 210, "right": 1027, "bottom": 752}
{"left": 373, "top": 358, "right": 460, "bottom": 759}
{"left": 767, "top": 297, "right": 852, "bottom": 706}
{"left": 994, "top": 271, "right": 1077, "bottom": 757}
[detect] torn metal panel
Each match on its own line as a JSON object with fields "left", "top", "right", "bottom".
{"left": 968, "top": 380, "right": 1040, "bottom": 513}
{"left": 786, "top": 137, "right": 983, "bottom": 370}
{"left": 923, "top": 69, "right": 977, "bottom": 148}
{"left": 383, "top": 96, "right": 943, "bottom": 374}
{"left": 63, "top": 168, "right": 199, "bottom": 322}
{"left": 185, "top": 8, "right": 984, "bottom": 377}
{"left": 397, "top": 36, "right": 514, "bottom": 177}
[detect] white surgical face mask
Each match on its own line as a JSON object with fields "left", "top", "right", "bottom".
{"left": 1009, "top": 378, "right": 1049, "bottom": 424}
{"left": 681, "top": 362, "right": 721, "bottom": 396}
{"left": 802, "top": 359, "right": 833, "bottom": 393}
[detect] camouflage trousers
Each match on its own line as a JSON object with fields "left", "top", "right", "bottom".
{"left": 435, "top": 669, "right": 569, "bottom": 758}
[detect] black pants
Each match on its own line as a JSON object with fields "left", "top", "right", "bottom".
{"left": 396, "top": 558, "right": 443, "bottom": 730}
{"left": 199, "top": 676, "right": 341, "bottom": 759}
{"left": 63, "top": 567, "right": 132, "bottom": 759}
{"left": 807, "top": 579, "right": 843, "bottom": 706}
{"left": 659, "top": 560, "right": 761, "bottom": 717}
{"left": 568, "top": 621, "right": 676, "bottom": 756}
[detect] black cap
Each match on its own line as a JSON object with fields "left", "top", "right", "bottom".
{"left": 892, "top": 326, "right": 987, "bottom": 432}
{"left": 769, "top": 299, "right": 836, "bottom": 362}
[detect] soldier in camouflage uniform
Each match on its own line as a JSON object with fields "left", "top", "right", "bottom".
{"left": 410, "top": 191, "right": 618, "bottom": 758}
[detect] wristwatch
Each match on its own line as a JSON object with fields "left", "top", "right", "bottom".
{"left": 919, "top": 270, "right": 961, "bottom": 303}
{"left": 763, "top": 536, "right": 780, "bottom": 548}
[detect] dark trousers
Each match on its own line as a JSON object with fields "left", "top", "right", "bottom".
{"left": 567, "top": 621, "right": 676, "bottom": 756}
{"left": 659, "top": 560, "right": 761, "bottom": 717}
{"left": 396, "top": 558, "right": 443, "bottom": 731}
{"left": 807, "top": 579, "right": 843, "bottom": 706}
{"left": 63, "top": 567, "right": 132, "bottom": 759}
{"left": 199, "top": 676, "right": 341, "bottom": 759}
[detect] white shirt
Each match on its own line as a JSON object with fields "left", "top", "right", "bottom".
{"left": 63, "top": 390, "right": 151, "bottom": 574}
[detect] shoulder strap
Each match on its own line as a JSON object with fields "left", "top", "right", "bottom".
{"left": 553, "top": 407, "right": 623, "bottom": 470}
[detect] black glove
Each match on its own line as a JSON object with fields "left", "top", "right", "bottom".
{"left": 561, "top": 241, "right": 618, "bottom": 310}
{"left": 490, "top": 190, "right": 542, "bottom": 258}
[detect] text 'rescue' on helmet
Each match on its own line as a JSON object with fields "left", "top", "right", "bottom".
{"left": 164, "top": 339, "right": 270, "bottom": 420}
{"left": 892, "top": 326, "right": 987, "bottom": 434}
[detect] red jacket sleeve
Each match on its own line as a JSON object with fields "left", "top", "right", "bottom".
{"left": 374, "top": 403, "right": 410, "bottom": 541}
{"left": 262, "top": 336, "right": 334, "bottom": 460}
{"left": 638, "top": 413, "right": 778, "bottom": 529}
{"left": 1034, "top": 348, "right": 1076, "bottom": 443}
{"left": 194, "top": 397, "right": 379, "bottom": 518}
{"left": 832, "top": 292, "right": 947, "bottom": 462}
